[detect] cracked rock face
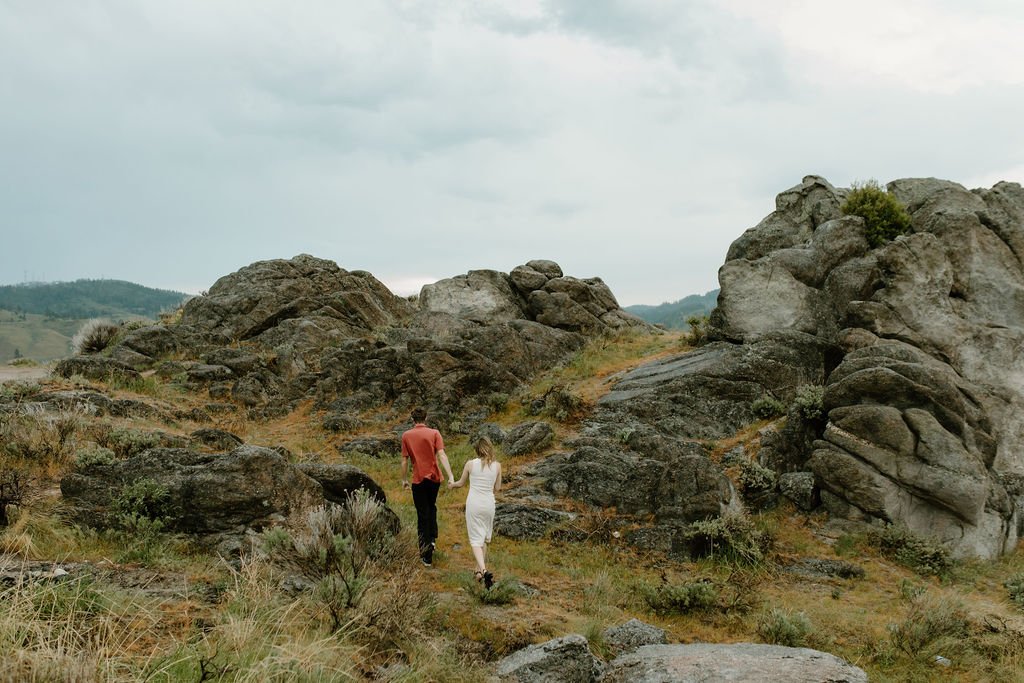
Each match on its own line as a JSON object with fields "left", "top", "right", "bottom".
{"left": 719, "top": 176, "right": 1024, "bottom": 558}
{"left": 103, "top": 256, "right": 653, "bottom": 423}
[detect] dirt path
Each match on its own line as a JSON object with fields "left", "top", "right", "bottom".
{"left": 0, "top": 365, "right": 50, "bottom": 383}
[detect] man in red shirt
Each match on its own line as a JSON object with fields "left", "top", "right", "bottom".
{"left": 401, "top": 407, "right": 455, "bottom": 566}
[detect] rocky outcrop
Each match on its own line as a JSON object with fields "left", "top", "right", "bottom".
{"left": 60, "top": 445, "right": 393, "bottom": 550}
{"left": 494, "top": 634, "right": 603, "bottom": 683}
{"left": 599, "top": 644, "right": 867, "bottom": 683}
{"left": 102, "top": 255, "right": 649, "bottom": 425}
{"left": 504, "top": 176, "right": 1024, "bottom": 560}
{"left": 494, "top": 503, "right": 575, "bottom": 540}
{"left": 712, "top": 176, "right": 1024, "bottom": 558}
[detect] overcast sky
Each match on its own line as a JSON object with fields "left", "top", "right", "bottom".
{"left": 1, "top": 1, "right": 1022, "bottom": 306}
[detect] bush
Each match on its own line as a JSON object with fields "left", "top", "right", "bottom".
{"left": 738, "top": 460, "right": 777, "bottom": 493}
{"left": 640, "top": 579, "right": 718, "bottom": 615}
{"left": 682, "top": 512, "right": 773, "bottom": 566}
{"left": 841, "top": 180, "right": 913, "bottom": 248}
{"left": 465, "top": 575, "right": 520, "bottom": 606}
{"left": 889, "top": 591, "right": 969, "bottom": 657}
{"left": 264, "top": 491, "right": 410, "bottom": 633}
{"left": 751, "top": 396, "right": 786, "bottom": 420}
{"left": 685, "top": 314, "right": 711, "bottom": 347}
{"left": 1005, "top": 573, "right": 1024, "bottom": 610}
{"left": 868, "top": 522, "right": 952, "bottom": 576}
{"left": 97, "top": 428, "right": 165, "bottom": 459}
{"left": 71, "top": 319, "right": 121, "bottom": 355}
{"left": 74, "top": 446, "right": 117, "bottom": 469}
{"left": 792, "top": 384, "right": 826, "bottom": 422}
{"left": 757, "top": 607, "right": 813, "bottom": 647}
{"left": 113, "top": 478, "right": 171, "bottom": 524}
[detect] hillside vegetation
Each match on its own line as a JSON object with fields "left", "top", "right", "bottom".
{"left": 625, "top": 289, "right": 718, "bottom": 329}
{"left": 2, "top": 330, "right": 1022, "bottom": 682}
{"left": 0, "top": 280, "right": 188, "bottom": 319}
{"left": 0, "top": 280, "right": 189, "bottom": 362}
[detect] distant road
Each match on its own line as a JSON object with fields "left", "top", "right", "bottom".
{"left": 0, "top": 365, "right": 49, "bottom": 383}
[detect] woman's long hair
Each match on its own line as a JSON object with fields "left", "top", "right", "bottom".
{"left": 475, "top": 435, "right": 496, "bottom": 468}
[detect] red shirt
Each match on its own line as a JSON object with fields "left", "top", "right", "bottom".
{"left": 401, "top": 423, "right": 444, "bottom": 484}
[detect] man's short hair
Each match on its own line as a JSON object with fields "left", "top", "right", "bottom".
{"left": 411, "top": 407, "right": 427, "bottom": 423}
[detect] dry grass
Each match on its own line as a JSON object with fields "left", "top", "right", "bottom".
{"left": 3, "top": 330, "right": 1024, "bottom": 681}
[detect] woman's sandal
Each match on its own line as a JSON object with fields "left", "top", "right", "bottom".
{"left": 483, "top": 571, "right": 494, "bottom": 590}
{"left": 474, "top": 570, "right": 484, "bottom": 583}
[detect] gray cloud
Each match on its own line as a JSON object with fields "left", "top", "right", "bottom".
{"left": 0, "top": 1, "right": 1021, "bottom": 305}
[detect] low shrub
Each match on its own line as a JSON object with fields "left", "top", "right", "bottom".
{"left": 868, "top": 522, "right": 952, "bottom": 576}
{"left": 640, "top": 579, "right": 718, "bottom": 615}
{"left": 682, "top": 512, "right": 773, "bottom": 566}
{"left": 889, "top": 591, "right": 969, "bottom": 657}
{"left": 74, "top": 446, "right": 117, "bottom": 469}
{"left": 757, "top": 607, "right": 813, "bottom": 647}
{"left": 751, "top": 396, "right": 786, "bottom": 420}
{"left": 738, "top": 460, "right": 777, "bottom": 493}
{"left": 97, "top": 428, "right": 164, "bottom": 459}
{"left": 464, "top": 574, "right": 520, "bottom": 606}
{"left": 792, "top": 384, "right": 825, "bottom": 422}
{"left": 1005, "top": 573, "right": 1024, "bottom": 610}
{"left": 685, "top": 314, "right": 711, "bottom": 347}
{"left": 71, "top": 319, "right": 121, "bottom": 355}
{"left": 841, "top": 180, "right": 913, "bottom": 248}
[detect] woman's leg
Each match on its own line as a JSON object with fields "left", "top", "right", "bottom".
{"left": 471, "top": 544, "right": 486, "bottom": 574}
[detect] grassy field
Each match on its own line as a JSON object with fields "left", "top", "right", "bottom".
{"left": 2, "top": 330, "right": 1024, "bottom": 681}
{"left": 0, "top": 309, "right": 84, "bottom": 362}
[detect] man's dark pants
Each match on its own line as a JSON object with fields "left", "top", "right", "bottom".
{"left": 411, "top": 479, "right": 440, "bottom": 562}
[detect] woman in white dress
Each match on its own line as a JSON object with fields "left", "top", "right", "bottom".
{"left": 449, "top": 436, "right": 502, "bottom": 588}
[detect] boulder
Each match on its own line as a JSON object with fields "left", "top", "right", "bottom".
{"left": 600, "top": 644, "right": 866, "bottom": 683}
{"left": 494, "top": 503, "right": 575, "bottom": 540}
{"left": 504, "top": 422, "right": 555, "bottom": 456}
{"left": 190, "top": 428, "right": 244, "bottom": 451}
{"left": 778, "top": 472, "right": 818, "bottom": 511}
{"left": 494, "top": 634, "right": 603, "bottom": 683}
{"left": 602, "top": 619, "right": 667, "bottom": 657}
{"left": 61, "top": 445, "right": 324, "bottom": 541}
{"left": 419, "top": 269, "right": 525, "bottom": 323}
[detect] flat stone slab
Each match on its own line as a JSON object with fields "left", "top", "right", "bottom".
{"left": 600, "top": 643, "right": 867, "bottom": 683}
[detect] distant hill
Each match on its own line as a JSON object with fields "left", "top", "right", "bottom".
{"left": 0, "top": 279, "right": 190, "bottom": 362}
{"left": 625, "top": 289, "right": 719, "bottom": 329}
{"left": 0, "top": 279, "right": 189, "bottom": 319}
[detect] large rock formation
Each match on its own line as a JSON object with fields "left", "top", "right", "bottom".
{"left": 105, "top": 256, "right": 651, "bottom": 427}
{"left": 511, "top": 176, "right": 1024, "bottom": 559}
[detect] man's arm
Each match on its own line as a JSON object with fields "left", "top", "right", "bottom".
{"left": 436, "top": 448, "right": 455, "bottom": 483}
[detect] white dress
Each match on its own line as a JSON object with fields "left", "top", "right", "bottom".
{"left": 465, "top": 458, "right": 498, "bottom": 547}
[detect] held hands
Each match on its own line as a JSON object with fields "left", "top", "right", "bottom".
{"left": 401, "top": 480, "right": 410, "bottom": 490}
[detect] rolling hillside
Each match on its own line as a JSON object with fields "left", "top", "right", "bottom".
{"left": 625, "top": 289, "right": 718, "bottom": 329}
{"left": 0, "top": 279, "right": 189, "bottom": 362}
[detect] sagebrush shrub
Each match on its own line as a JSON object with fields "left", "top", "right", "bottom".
{"left": 738, "top": 460, "right": 777, "bottom": 493}
{"left": 640, "top": 580, "right": 718, "bottom": 615}
{"left": 685, "top": 314, "right": 711, "bottom": 347}
{"left": 841, "top": 180, "right": 913, "bottom": 248}
{"left": 792, "top": 384, "right": 825, "bottom": 421}
{"left": 683, "top": 512, "right": 773, "bottom": 565}
{"left": 889, "top": 591, "right": 969, "bottom": 656}
{"left": 751, "top": 396, "right": 786, "bottom": 420}
{"left": 757, "top": 607, "right": 813, "bottom": 647}
{"left": 1005, "top": 573, "right": 1024, "bottom": 610}
{"left": 71, "top": 319, "right": 121, "bottom": 355}
{"left": 74, "top": 446, "right": 117, "bottom": 469}
{"left": 869, "top": 522, "right": 952, "bottom": 576}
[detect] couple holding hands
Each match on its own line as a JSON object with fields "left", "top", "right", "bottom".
{"left": 400, "top": 408, "right": 503, "bottom": 588}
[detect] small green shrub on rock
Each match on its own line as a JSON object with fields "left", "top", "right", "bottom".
{"left": 792, "top": 384, "right": 826, "bottom": 422}
{"left": 868, "top": 522, "right": 952, "bottom": 576}
{"left": 841, "top": 180, "right": 913, "bottom": 248}
{"left": 757, "top": 607, "right": 813, "bottom": 647}
{"left": 738, "top": 460, "right": 777, "bottom": 493}
{"left": 751, "top": 396, "right": 786, "bottom": 420}
{"left": 685, "top": 314, "right": 711, "bottom": 347}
